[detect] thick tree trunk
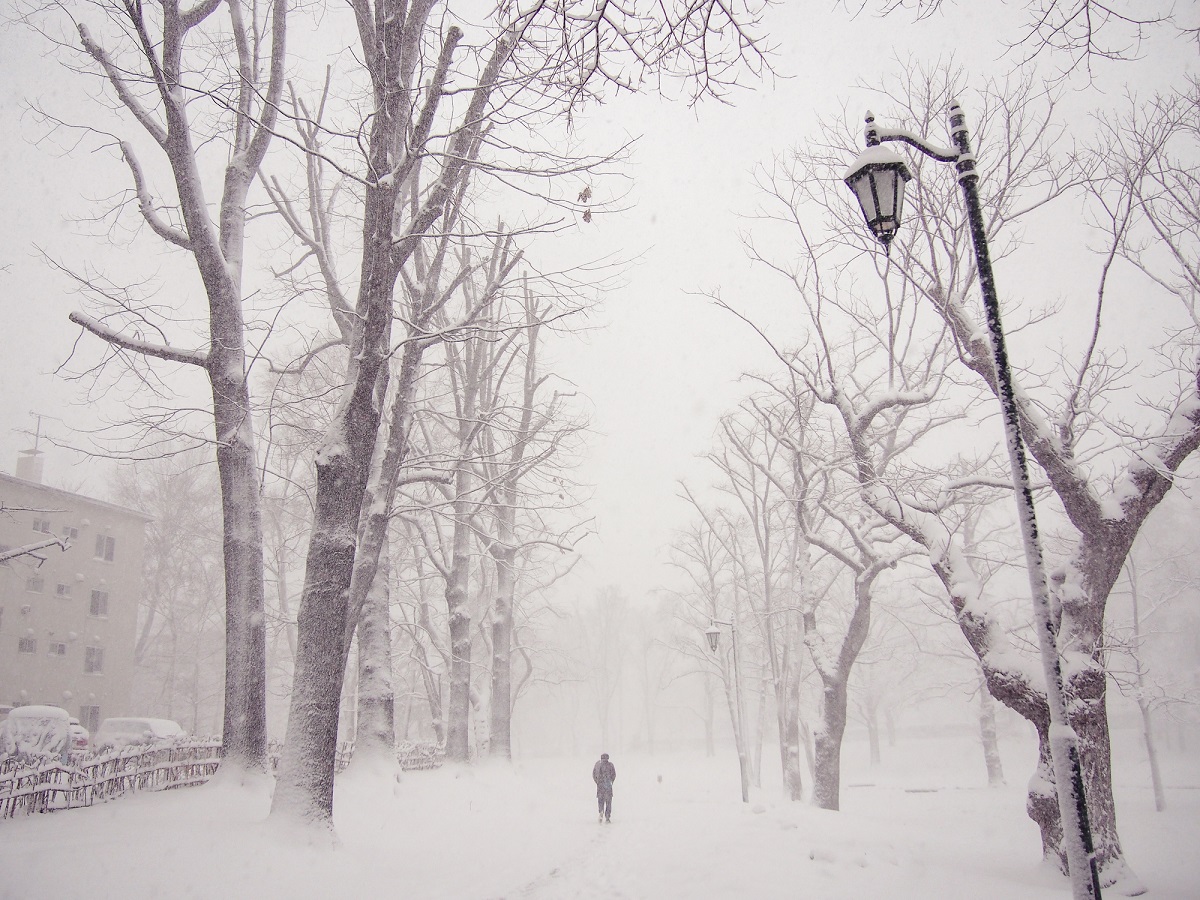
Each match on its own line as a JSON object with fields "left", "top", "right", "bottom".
{"left": 812, "top": 680, "right": 848, "bottom": 810}
{"left": 210, "top": 375, "right": 268, "bottom": 773}
{"left": 355, "top": 542, "right": 395, "bottom": 758}
{"left": 1058, "top": 541, "right": 1136, "bottom": 890}
{"left": 271, "top": 155, "right": 401, "bottom": 822}
{"left": 271, "top": 445, "right": 373, "bottom": 820}
{"left": 979, "top": 672, "right": 1006, "bottom": 787}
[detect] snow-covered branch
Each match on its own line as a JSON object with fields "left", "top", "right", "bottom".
{"left": 69, "top": 311, "right": 209, "bottom": 368}
{"left": 0, "top": 535, "right": 69, "bottom": 564}
{"left": 119, "top": 142, "right": 192, "bottom": 250}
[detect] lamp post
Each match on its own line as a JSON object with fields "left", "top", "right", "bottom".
{"left": 844, "top": 103, "right": 1101, "bottom": 900}
{"left": 705, "top": 618, "right": 749, "bottom": 803}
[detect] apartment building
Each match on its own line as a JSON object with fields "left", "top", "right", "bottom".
{"left": 0, "top": 454, "right": 149, "bottom": 731}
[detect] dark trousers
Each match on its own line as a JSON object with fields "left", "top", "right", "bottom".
{"left": 598, "top": 792, "right": 612, "bottom": 819}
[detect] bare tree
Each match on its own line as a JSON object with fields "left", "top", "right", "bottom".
{"left": 269, "top": 0, "right": 774, "bottom": 824}
{"left": 32, "top": 0, "right": 289, "bottom": 774}
{"left": 675, "top": 489, "right": 761, "bottom": 800}
{"left": 725, "top": 63, "right": 1199, "bottom": 887}
{"left": 870, "top": 0, "right": 1186, "bottom": 71}
{"left": 690, "top": 408, "right": 808, "bottom": 801}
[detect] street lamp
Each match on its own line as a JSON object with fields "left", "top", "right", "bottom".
{"left": 845, "top": 102, "right": 1102, "bottom": 900}
{"left": 705, "top": 617, "right": 749, "bottom": 803}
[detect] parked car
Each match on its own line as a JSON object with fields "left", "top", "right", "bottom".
{"left": 67, "top": 717, "right": 90, "bottom": 751}
{"left": 91, "top": 717, "right": 185, "bottom": 751}
{"left": 0, "top": 705, "right": 71, "bottom": 761}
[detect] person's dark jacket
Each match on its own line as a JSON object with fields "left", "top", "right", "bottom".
{"left": 593, "top": 758, "right": 616, "bottom": 798}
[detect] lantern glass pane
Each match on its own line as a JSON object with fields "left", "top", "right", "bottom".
{"left": 849, "top": 172, "right": 877, "bottom": 225}
{"left": 873, "top": 169, "right": 897, "bottom": 220}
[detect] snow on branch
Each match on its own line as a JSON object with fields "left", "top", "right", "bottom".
{"left": 119, "top": 142, "right": 193, "bottom": 250}
{"left": 851, "top": 387, "right": 937, "bottom": 435}
{"left": 0, "top": 535, "right": 69, "bottom": 564}
{"left": 77, "top": 24, "right": 167, "bottom": 148}
{"left": 69, "top": 312, "right": 209, "bottom": 368}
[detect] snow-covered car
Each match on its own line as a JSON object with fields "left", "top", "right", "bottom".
{"left": 68, "top": 717, "right": 90, "bottom": 751}
{"left": 0, "top": 705, "right": 72, "bottom": 761}
{"left": 91, "top": 717, "right": 185, "bottom": 751}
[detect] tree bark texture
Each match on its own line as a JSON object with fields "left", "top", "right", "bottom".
{"left": 812, "top": 680, "right": 849, "bottom": 811}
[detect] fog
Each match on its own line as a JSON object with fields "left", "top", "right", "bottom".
{"left": 2, "top": 0, "right": 1198, "bottom": 896}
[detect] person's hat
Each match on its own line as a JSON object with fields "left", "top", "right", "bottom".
{"left": 601, "top": 753, "right": 609, "bottom": 759}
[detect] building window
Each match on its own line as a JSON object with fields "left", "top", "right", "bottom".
{"left": 26, "top": 575, "right": 44, "bottom": 593}
{"left": 90, "top": 590, "right": 109, "bottom": 618}
{"left": 48, "top": 641, "right": 67, "bottom": 656}
{"left": 19, "top": 637, "right": 37, "bottom": 654}
{"left": 63, "top": 525, "right": 79, "bottom": 542}
{"left": 85, "top": 646, "right": 104, "bottom": 674}
{"left": 94, "top": 534, "right": 116, "bottom": 562}
{"left": 32, "top": 517, "right": 52, "bottom": 534}
{"left": 55, "top": 582, "right": 72, "bottom": 598}
{"left": 80, "top": 705, "right": 100, "bottom": 732}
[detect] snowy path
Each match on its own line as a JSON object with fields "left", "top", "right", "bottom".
{"left": 2, "top": 741, "right": 1197, "bottom": 899}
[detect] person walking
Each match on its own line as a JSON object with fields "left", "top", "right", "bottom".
{"left": 593, "top": 752, "right": 616, "bottom": 823}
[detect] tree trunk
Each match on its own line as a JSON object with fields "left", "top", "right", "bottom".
{"left": 416, "top": 593, "right": 446, "bottom": 746}
{"left": 488, "top": 545, "right": 516, "bottom": 759}
{"left": 812, "top": 679, "right": 849, "bottom": 811}
{"left": 355, "top": 542, "right": 395, "bottom": 759}
{"left": 1139, "top": 700, "right": 1165, "bottom": 813}
{"left": 865, "top": 704, "right": 881, "bottom": 766}
{"left": 444, "top": 504, "right": 474, "bottom": 762}
{"left": 979, "top": 672, "right": 1006, "bottom": 787}
{"left": 211, "top": 380, "right": 268, "bottom": 773}
{"left": 753, "top": 674, "right": 769, "bottom": 788}
{"left": 799, "top": 719, "right": 815, "bottom": 783}
{"left": 1128, "top": 559, "right": 1165, "bottom": 812}
{"left": 270, "top": 169, "right": 401, "bottom": 821}
{"left": 776, "top": 609, "right": 804, "bottom": 800}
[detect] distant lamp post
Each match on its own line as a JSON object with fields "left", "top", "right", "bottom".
{"left": 705, "top": 617, "right": 749, "bottom": 803}
{"left": 844, "top": 103, "right": 1101, "bottom": 900}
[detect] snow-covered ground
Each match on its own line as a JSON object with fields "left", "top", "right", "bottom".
{"left": 2, "top": 729, "right": 1196, "bottom": 899}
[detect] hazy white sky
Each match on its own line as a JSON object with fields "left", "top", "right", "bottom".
{"left": 0, "top": 2, "right": 1194, "bottom": 606}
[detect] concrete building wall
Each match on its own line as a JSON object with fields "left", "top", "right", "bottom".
{"left": 0, "top": 469, "right": 148, "bottom": 731}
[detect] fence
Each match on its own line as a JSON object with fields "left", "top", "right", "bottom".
{"left": 1, "top": 738, "right": 443, "bottom": 820}
{"left": 0, "top": 740, "right": 222, "bottom": 819}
